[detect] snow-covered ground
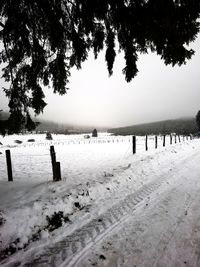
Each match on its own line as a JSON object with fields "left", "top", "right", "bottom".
{"left": 0, "top": 133, "right": 199, "bottom": 266}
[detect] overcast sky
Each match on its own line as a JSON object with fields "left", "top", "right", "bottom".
{"left": 0, "top": 33, "right": 200, "bottom": 128}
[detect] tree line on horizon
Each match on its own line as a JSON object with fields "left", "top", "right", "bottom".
{"left": 108, "top": 118, "right": 200, "bottom": 136}
{"left": 1, "top": 110, "right": 200, "bottom": 136}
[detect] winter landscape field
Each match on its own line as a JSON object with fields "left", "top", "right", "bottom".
{"left": 0, "top": 133, "right": 200, "bottom": 267}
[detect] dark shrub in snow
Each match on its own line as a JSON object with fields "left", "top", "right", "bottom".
{"left": 14, "top": 140, "right": 23, "bottom": 144}
{"left": 46, "top": 211, "right": 69, "bottom": 232}
{"left": 46, "top": 132, "right": 53, "bottom": 140}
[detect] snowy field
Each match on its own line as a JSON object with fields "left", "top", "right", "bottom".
{"left": 0, "top": 133, "right": 171, "bottom": 184}
{"left": 0, "top": 133, "right": 199, "bottom": 266}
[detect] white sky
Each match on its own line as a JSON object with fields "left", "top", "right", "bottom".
{"left": 0, "top": 33, "right": 200, "bottom": 128}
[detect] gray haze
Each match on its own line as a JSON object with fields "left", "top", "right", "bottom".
{"left": 0, "top": 33, "right": 200, "bottom": 128}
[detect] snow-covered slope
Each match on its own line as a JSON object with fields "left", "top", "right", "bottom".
{"left": 0, "top": 133, "right": 199, "bottom": 266}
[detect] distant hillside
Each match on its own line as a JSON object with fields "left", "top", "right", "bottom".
{"left": 0, "top": 111, "right": 104, "bottom": 134}
{"left": 35, "top": 119, "right": 98, "bottom": 134}
{"left": 35, "top": 119, "right": 73, "bottom": 134}
{"left": 108, "top": 118, "right": 198, "bottom": 136}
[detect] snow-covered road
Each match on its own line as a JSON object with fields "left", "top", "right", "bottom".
{"left": 77, "top": 150, "right": 200, "bottom": 267}
{"left": 1, "top": 135, "right": 200, "bottom": 266}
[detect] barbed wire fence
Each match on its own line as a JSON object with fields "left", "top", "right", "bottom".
{"left": 0, "top": 134, "right": 194, "bottom": 182}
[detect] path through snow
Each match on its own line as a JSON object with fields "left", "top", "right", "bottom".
{"left": 78, "top": 150, "right": 200, "bottom": 267}
{"left": 0, "top": 135, "right": 200, "bottom": 266}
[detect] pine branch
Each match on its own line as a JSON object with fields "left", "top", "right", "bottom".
{"left": 2, "top": 34, "right": 15, "bottom": 86}
{"left": 0, "top": 21, "right": 4, "bottom": 28}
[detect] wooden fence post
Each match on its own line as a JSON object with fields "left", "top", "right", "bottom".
{"left": 132, "top": 136, "right": 136, "bottom": 154}
{"left": 163, "top": 135, "right": 166, "bottom": 147}
{"left": 6, "top": 150, "right": 13, "bottom": 181}
{"left": 170, "top": 134, "right": 172, "bottom": 145}
{"left": 175, "top": 135, "right": 177, "bottom": 144}
{"left": 50, "top": 145, "right": 56, "bottom": 181}
{"left": 55, "top": 162, "right": 62, "bottom": 181}
{"left": 155, "top": 136, "right": 158, "bottom": 149}
{"left": 145, "top": 135, "right": 148, "bottom": 151}
{"left": 178, "top": 135, "right": 181, "bottom": 143}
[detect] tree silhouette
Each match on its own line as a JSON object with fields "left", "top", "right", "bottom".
{"left": 196, "top": 110, "right": 200, "bottom": 131}
{"left": 0, "top": 0, "right": 200, "bottom": 132}
{"left": 92, "top": 128, "right": 98, "bottom": 137}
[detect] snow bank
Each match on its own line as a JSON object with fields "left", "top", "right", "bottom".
{"left": 0, "top": 133, "right": 198, "bottom": 263}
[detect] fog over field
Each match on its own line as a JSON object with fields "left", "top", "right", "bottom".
{"left": 0, "top": 34, "right": 200, "bottom": 128}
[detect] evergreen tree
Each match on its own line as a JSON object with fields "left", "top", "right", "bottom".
{"left": 196, "top": 110, "right": 200, "bottom": 131}
{"left": 25, "top": 112, "right": 38, "bottom": 132}
{"left": 92, "top": 128, "right": 98, "bottom": 137}
{"left": 0, "top": 0, "right": 200, "bottom": 132}
{"left": 0, "top": 110, "right": 6, "bottom": 136}
{"left": 46, "top": 132, "right": 53, "bottom": 140}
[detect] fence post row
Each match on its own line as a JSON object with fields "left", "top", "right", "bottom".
{"left": 4, "top": 134, "right": 194, "bottom": 182}
{"left": 6, "top": 149, "right": 13, "bottom": 182}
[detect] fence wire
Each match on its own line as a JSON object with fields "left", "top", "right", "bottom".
{"left": 0, "top": 134, "right": 194, "bottom": 182}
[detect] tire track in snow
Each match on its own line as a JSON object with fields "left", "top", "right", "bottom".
{"left": 3, "top": 152, "right": 197, "bottom": 267}
{"left": 83, "top": 189, "right": 196, "bottom": 267}
{"left": 149, "top": 190, "right": 199, "bottom": 267}
{"left": 102, "top": 168, "right": 200, "bottom": 267}
{"left": 149, "top": 191, "right": 194, "bottom": 267}
{"left": 20, "top": 175, "right": 168, "bottom": 267}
